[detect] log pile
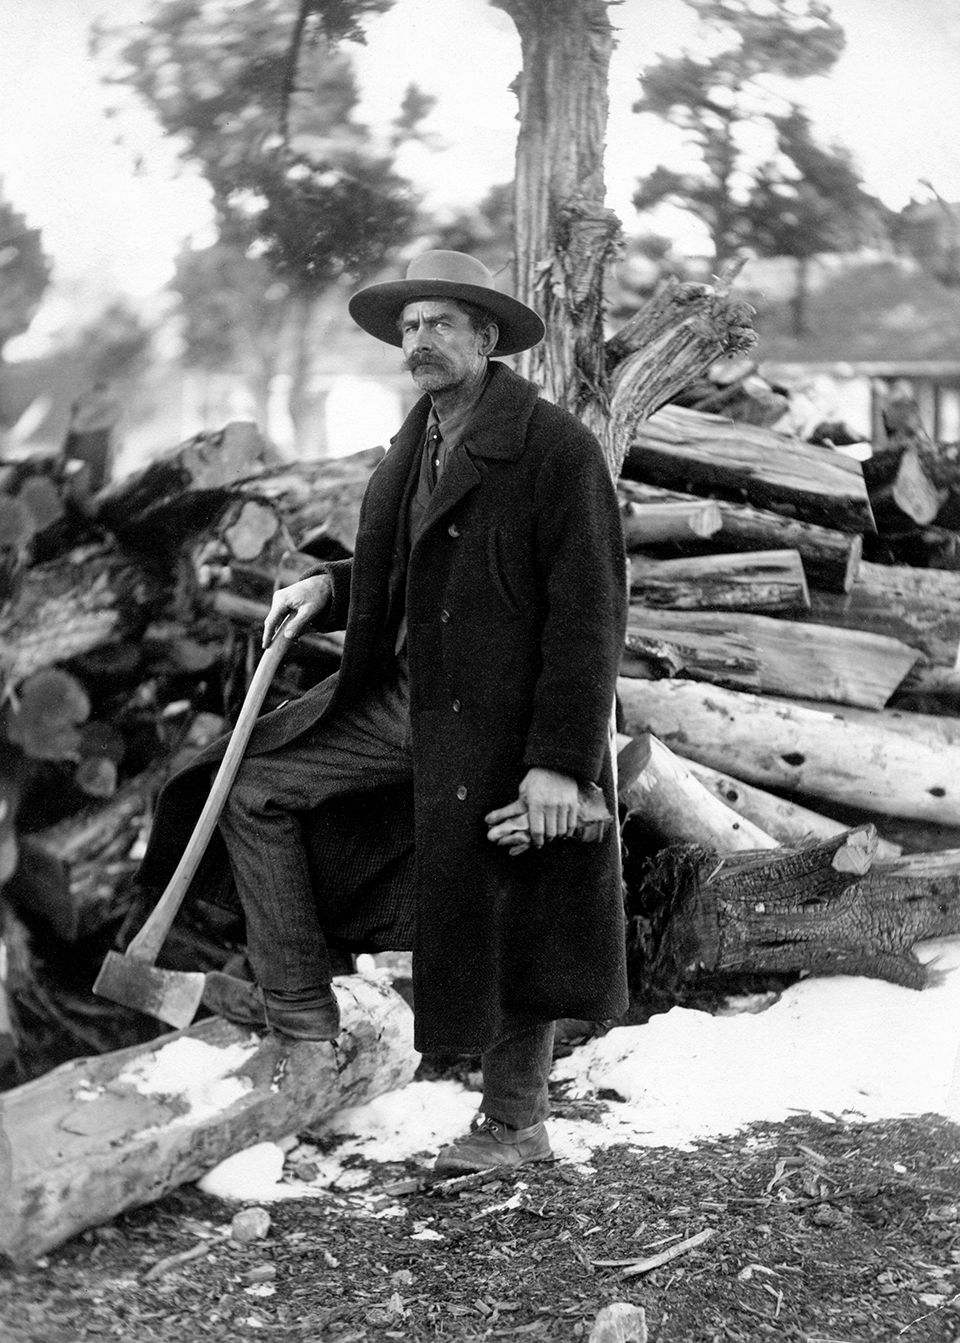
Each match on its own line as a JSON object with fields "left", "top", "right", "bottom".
{"left": 616, "top": 386, "right": 960, "bottom": 1015}
{"left": 0, "top": 422, "right": 373, "bottom": 1088}
{"left": 3, "top": 378, "right": 960, "bottom": 1092}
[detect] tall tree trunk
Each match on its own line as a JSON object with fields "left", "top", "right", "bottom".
{"left": 495, "top": 0, "right": 620, "bottom": 424}
{"left": 791, "top": 255, "right": 810, "bottom": 337}
{"left": 494, "top": 0, "right": 758, "bottom": 480}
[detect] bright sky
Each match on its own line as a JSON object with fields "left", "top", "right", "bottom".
{"left": 1, "top": 0, "right": 959, "bottom": 345}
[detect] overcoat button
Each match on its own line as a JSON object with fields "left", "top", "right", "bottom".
{"left": 440, "top": 609, "right": 451, "bottom": 623}
{"left": 448, "top": 523, "right": 460, "bottom": 537}
{"left": 456, "top": 785, "right": 468, "bottom": 800}
{"left": 452, "top": 698, "right": 461, "bottom": 712}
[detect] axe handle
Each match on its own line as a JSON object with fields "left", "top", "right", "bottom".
{"left": 126, "top": 632, "right": 290, "bottom": 963}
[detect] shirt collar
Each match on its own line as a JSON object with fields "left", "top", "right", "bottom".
{"left": 427, "top": 364, "right": 492, "bottom": 452}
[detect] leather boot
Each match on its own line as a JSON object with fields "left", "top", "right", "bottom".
{"left": 434, "top": 1115, "right": 553, "bottom": 1174}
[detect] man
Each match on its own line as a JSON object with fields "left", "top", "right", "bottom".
{"left": 139, "top": 251, "right": 628, "bottom": 1173}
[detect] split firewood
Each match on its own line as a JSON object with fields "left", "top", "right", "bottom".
{"left": 620, "top": 498, "right": 722, "bottom": 545}
{"left": 618, "top": 734, "right": 778, "bottom": 852}
{"left": 805, "top": 560, "right": 960, "bottom": 668}
{"left": 629, "top": 549, "right": 810, "bottom": 614}
{"left": 682, "top": 759, "right": 901, "bottom": 859}
{"left": 621, "top": 403, "right": 875, "bottom": 534}
{"left": 629, "top": 827, "right": 960, "bottom": 999}
{"left": 0, "top": 545, "right": 163, "bottom": 688}
{"left": 623, "top": 609, "right": 919, "bottom": 710}
{"left": 93, "top": 421, "right": 275, "bottom": 538}
{"left": 6, "top": 772, "right": 155, "bottom": 944}
{"left": 0, "top": 976, "right": 418, "bottom": 1263}
{"left": 618, "top": 480, "right": 862, "bottom": 594}
{"left": 617, "top": 676, "right": 960, "bottom": 826}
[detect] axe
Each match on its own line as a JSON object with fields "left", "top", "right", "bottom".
{"left": 93, "top": 631, "right": 289, "bottom": 1029}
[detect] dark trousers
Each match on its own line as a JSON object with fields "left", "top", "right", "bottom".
{"left": 217, "top": 672, "right": 554, "bottom": 1127}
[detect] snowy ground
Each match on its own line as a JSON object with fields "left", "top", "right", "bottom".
{"left": 197, "top": 936, "right": 960, "bottom": 1202}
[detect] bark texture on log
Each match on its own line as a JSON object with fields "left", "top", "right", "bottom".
{"left": 0, "top": 975, "right": 417, "bottom": 1264}
{"left": 617, "top": 676, "right": 960, "bottom": 825}
{"left": 622, "top": 404, "right": 875, "bottom": 534}
{"left": 631, "top": 828, "right": 960, "bottom": 1008}
{"left": 494, "top": 0, "right": 756, "bottom": 479}
{"left": 623, "top": 609, "right": 919, "bottom": 709}
{"left": 619, "top": 479, "right": 862, "bottom": 593}
{"left": 0, "top": 546, "right": 162, "bottom": 689}
{"left": 629, "top": 549, "right": 810, "bottom": 613}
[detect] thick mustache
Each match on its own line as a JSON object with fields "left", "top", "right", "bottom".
{"left": 404, "top": 353, "right": 448, "bottom": 372}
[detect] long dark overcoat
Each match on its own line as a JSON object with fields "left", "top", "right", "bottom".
{"left": 139, "top": 362, "right": 629, "bottom": 1054}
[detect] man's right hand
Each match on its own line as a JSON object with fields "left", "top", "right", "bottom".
{"left": 262, "top": 573, "right": 333, "bottom": 648}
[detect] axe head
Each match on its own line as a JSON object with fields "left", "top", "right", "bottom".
{"left": 93, "top": 951, "right": 206, "bottom": 1030}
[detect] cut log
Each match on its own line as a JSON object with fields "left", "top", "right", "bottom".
{"left": 618, "top": 480, "right": 862, "bottom": 594}
{"left": 618, "top": 733, "right": 777, "bottom": 852}
{"left": 94, "top": 422, "right": 274, "bottom": 536}
{"left": 0, "top": 546, "right": 163, "bottom": 688}
{"left": 629, "top": 549, "right": 809, "bottom": 613}
{"left": 240, "top": 446, "right": 384, "bottom": 556}
{"left": 806, "top": 560, "right": 960, "bottom": 667}
{"left": 683, "top": 759, "right": 901, "bottom": 858}
{"left": 0, "top": 974, "right": 417, "bottom": 1264}
{"left": 623, "top": 609, "right": 919, "bottom": 710}
{"left": 620, "top": 499, "right": 723, "bottom": 544}
{"left": 630, "top": 828, "right": 960, "bottom": 1005}
{"left": 616, "top": 676, "right": 960, "bottom": 825}
{"left": 621, "top": 403, "right": 875, "bottom": 534}
{"left": 621, "top": 627, "right": 761, "bottom": 694}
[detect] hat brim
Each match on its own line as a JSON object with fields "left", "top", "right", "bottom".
{"left": 348, "top": 278, "right": 545, "bottom": 357}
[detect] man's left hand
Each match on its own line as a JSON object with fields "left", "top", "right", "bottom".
{"left": 486, "top": 768, "right": 579, "bottom": 852}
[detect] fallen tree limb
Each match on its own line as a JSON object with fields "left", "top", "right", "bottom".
{"left": 0, "top": 974, "right": 417, "bottom": 1264}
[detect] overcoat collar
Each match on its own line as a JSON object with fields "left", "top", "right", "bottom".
{"left": 388, "top": 361, "right": 540, "bottom": 467}
{"left": 372, "top": 362, "right": 542, "bottom": 547}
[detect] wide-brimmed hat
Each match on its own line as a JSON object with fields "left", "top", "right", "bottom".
{"left": 348, "top": 250, "right": 545, "bottom": 356}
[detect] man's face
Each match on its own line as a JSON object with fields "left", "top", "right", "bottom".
{"left": 400, "top": 300, "right": 495, "bottom": 395}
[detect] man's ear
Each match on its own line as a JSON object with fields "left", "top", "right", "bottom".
{"left": 479, "top": 323, "right": 499, "bottom": 356}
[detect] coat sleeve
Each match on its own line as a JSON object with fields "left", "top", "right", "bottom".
{"left": 303, "top": 556, "right": 353, "bottom": 631}
{"left": 521, "top": 420, "right": 627, "bottom": 785}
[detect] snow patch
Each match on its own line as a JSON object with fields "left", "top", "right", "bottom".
{"left": 118, "top": 1036, "right": 256, "bottom": 1124}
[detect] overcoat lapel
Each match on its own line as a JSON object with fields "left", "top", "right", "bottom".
{"left": 412, "top": 443, "right": 483, "bottom": 550}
